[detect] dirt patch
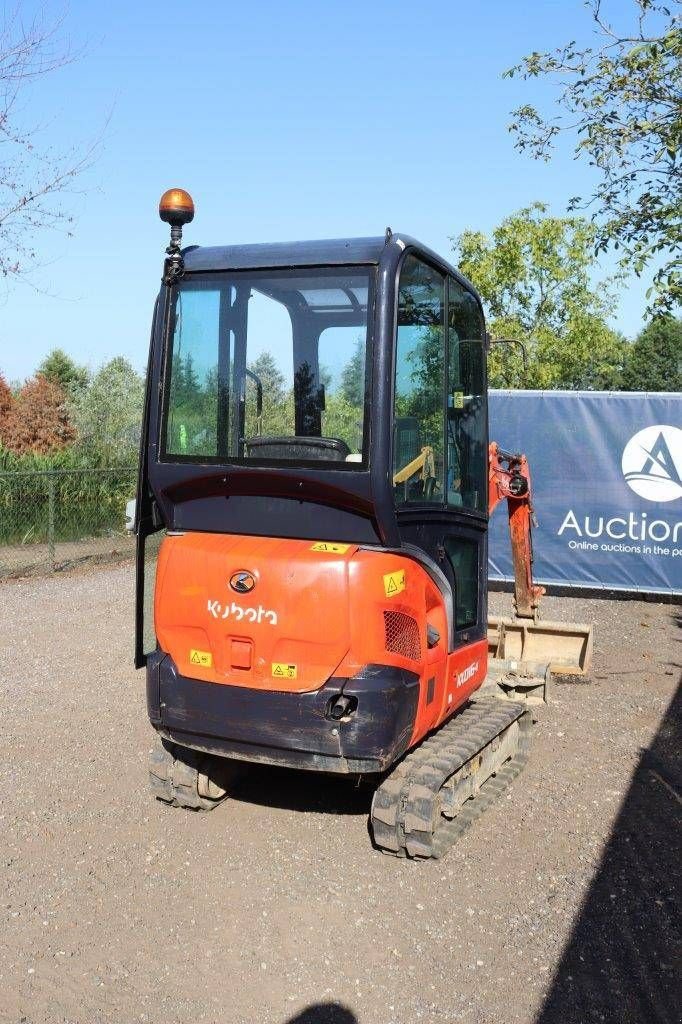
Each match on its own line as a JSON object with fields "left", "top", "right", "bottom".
{"left": 0, "top": 568, "right": 679, "bottom": 1024}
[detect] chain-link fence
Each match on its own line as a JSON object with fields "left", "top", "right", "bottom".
{"left": 0, "top": 467, "right": 137, "bottom": 578}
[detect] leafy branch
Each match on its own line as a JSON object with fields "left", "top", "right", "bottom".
{"left": 504, "top": 0, "right": 681, "bottom": 314}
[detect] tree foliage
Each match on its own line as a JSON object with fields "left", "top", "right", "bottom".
{"left": 0, "top": 373, "right": 75, "bottom": 454}
{"left": 71, "top": 357, "right": 144, "bottom": 463}
{"left": 38, "top": 348, "right": 89, "bottom": 397}
{"left": 340, "top": 339, "right": 365, "bottom": 407}
{"left": 0, "top": 371, "right": 12, "bottom": 422}
{"left": 504, "top": 0, "right": 681, "bottom": 314}
{"left": 621, "top": 315, "right": 682, "bottom": 391}
{"left": 166, "top": 341, "right": 368, "bottom": 455}
{"left": 320, "top": 393, "right": 360, "bottom": 447}
{"left": 453, "top": 202, "right": 627, "bottom": 389}
{"left": 249, "top": 351, "right": 286, "bottom": 407}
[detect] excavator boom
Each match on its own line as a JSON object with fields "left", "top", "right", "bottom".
{"left": 487, "top": 442, "right": 593, "bottom": 677}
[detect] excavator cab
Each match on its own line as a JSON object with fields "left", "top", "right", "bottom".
{"left": 137, "top": 219, "right": 490, "bottom": 652}
{"left": 134, "top": 191, "right": 590, "bottom": 858}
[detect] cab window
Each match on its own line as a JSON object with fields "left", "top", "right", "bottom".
{"left": 163, "top": 267, "right": 372, "bottom": 467}
{"left": 447, "top": 278, "right": 487, "bottom": 513}
{"left": 393, "top": 256, "right": 445, "bottom": 505}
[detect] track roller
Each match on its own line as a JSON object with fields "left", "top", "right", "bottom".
{"left": 149, "top": 738, "right": 231, "bottom": 811}
{"left": 370, "top": 697, "right": 532, "bottom": 859}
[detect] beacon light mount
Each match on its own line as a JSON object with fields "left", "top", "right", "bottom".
{"left": 159, "top": 188, "right": 195, "bottom": 285}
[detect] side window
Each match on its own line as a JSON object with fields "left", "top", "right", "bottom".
{"left": 443, "top": 535, "right": 479, "bottom": 631}
{"left": 447, "top": 279, "right": 487, "bottom": 513}
{"left": 393, "top": 256, "right": 445, "bottom": 505}
{"left": 166, "top": 287, "right": 221, "bottom": 458}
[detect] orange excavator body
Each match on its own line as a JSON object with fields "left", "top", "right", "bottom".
{"left": 154, "top": 532, "right": 487, "bottom": 764}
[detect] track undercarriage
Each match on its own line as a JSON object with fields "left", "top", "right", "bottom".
{"left": 370, "top": 696, "right": 531, "bottom": 859}
{"left": 150, "top": 685, "right": 536, "bottom": 862}
{"left": 149, "top": 740, "right": 232, "bottom": 811}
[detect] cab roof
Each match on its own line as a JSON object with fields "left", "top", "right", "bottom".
{"left": 181, "top": 232, "right": 470, "bottom": 272}
{"left": 182, "top": 236, "right": 387, "bottom": 273}
{"left": 180, "top": 233, "right": 480, "bottom": 306}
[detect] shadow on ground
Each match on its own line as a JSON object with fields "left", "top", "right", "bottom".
{"left": 226, "top": 760, "right": 374, "bottom": 817}
{"left": 283, "top": 1002, "right": 357, "bottom": 1023}
{"left": 536, "top": 659, "right": 681, "bottom": 1024}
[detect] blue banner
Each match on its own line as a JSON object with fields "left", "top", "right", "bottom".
{"left": 488, "top": 391, "right": 682, "bottom": 596}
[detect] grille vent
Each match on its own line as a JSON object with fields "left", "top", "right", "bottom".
{"left": 383, "top": 610, "right": 421, "bottom": 661}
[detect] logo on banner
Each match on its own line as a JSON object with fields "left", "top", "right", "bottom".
{"left": 621, "top": 425, "right": 682, "bottom": 503}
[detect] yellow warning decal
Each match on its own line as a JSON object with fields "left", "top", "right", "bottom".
{"left": 452, "top": 390, "right": 464, "bottom": 409}
{"left": 189, "top": 648, "right": 213, "bottom": 668}
{"left": 272, "top": 662, "right": 298, "bottom": 679}
{"left": 383, "top": 569, "right": 406, "bottom": 598}
{"left": 310, "top": 542, "right": 350, "bottom": 554}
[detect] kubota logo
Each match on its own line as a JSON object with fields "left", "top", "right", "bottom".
{"left": 621, "top": 425, "right": 682, "bottom": 503}
{"left": 229, "top": 570, "right": 256, "bottom": 594}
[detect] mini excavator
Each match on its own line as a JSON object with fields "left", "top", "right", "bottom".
{"left": 134, "top": 189, "right": 592, "bottom": 859}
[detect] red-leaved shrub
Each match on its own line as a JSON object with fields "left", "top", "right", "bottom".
{"left": 0, "top": 374, "right": 76, "bottom": 454}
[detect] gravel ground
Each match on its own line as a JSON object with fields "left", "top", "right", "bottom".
{"left": 0, "top": 564, "right": 679, "bottom": 1024}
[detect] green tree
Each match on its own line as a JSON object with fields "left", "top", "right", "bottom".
{"left": 244, "top": 352, "right": 289, "bottom": 436}
{"left": 505, "top": 0, "right": 681, "bottom": 313}
{"left": 621, "top": 316, "right": 682, "bottom": 391}
{"left": 72, "top": 357, "right": 144, "bottom": 462}
{"left": 323, "top": 392, "right": 364, "bottom": 452}
{"left": 182, "top": 353, "right": 201, "bottom": 399}
{"left": 340, "top": 339, "right": 365, "bottom": 407}
{"left": 38, "top": 348, "right": 89, "bottom": 398}
{"left": 248, "top": 351, "right": 286, "bottom": 406}
{"left": 453, "top": 203, "right": 627, "bottom": 389}
{"left": 166, "top": 355, "right": 218, "bottom": 456}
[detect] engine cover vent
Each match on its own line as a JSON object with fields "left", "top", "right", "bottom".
{"left": 383, "top": 610, "right": 421, "bottom": 661}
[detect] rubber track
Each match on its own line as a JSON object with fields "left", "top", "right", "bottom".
{"left": 371, "top": 697, "right": 531, "bottom": 859}
{"left": 149, "top": 739, "right": 224, "bottom": 811}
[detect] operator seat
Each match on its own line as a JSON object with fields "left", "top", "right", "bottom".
{"left": 245, "top": 435, "right": 351, "bottom": 461}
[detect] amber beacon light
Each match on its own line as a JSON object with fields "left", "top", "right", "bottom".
{"left": 159, "top": 187, "right": 195, "bottom": 227}
{"left": 159, "top": 188, "right": 195, "bottom": 284}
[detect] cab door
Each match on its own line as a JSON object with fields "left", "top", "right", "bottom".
{"left": 392, "top": 255, "right": 488, "bottom": 649}
{"left": 135, "top": 295, "right": 166, "bottom": 668}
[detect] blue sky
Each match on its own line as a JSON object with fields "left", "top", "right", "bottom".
{"left": 0, "top": 0, "right": 654, "bottom": 382}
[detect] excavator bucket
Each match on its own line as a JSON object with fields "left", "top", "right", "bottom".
{"left": 487, "top": 615, "right": 594, "bottom": 677}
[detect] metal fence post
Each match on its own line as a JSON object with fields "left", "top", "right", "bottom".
{"left": 47, "top": 473, "right": 56, "bottom": 572}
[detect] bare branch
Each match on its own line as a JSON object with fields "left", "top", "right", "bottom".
{"left": 0, "top": 4, "right": 96, "bottom": 283}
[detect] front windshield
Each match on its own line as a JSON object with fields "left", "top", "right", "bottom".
{"left": 162, "top": 266, "right": 373, "bottom": 467}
